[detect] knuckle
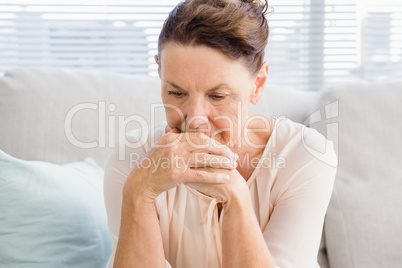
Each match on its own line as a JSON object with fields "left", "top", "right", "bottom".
{"left": 169, "top": 168, "right": 179, "bottom": 179}
{"left": 195, "top": 132, "right": 204, "bottom": 139}
{"left": 170, "top": 168, "right": 185, "bottom": 184}
{"left": 194, "top": 171, "right": 207, "bottom": 182}
{"left": 224, "top": 146, "right": 233, "bottom": 155}
{"left": 196, "top": 133, "right": 209, "bottom": 142}
{"left": 200, "top": 138, "right": 209, "bottom": 145}
{"left": 165, "top": 142, "right": 180, "bottom": 156}
{"left": 163, "top": 146, "right": 172, "bottom": 156}
{"left": 172, "top": 142, "right": 180, "bottom": 150}
{"left": 163, "top": 132, "right": 180, "bottom": 144}
{"left": 166, "top": 133, "right": 176, "bottom": 142}
{"left": 194, "top": 171, "right": 202, "bottom": 180}
{"left": 161, "top": 133, "right": 170, "bottom": 142}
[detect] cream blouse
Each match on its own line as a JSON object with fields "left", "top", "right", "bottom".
{"left": 104, "top": 117, "right": 338, "bottom": 268}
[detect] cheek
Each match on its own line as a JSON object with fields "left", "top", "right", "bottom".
{"left": 212, "top": 105, "right": 240, "bottom": 132}
{"left": 164, "top": 106, "right": 184, "bottom": 128}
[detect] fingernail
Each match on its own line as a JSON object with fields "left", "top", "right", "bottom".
{"left": 221, "top": 174, "right": 230, "bottom": 182}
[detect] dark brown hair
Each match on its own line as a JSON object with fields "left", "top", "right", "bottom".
{"left": 157, "top": 0, "right": 270, "bottom": 75}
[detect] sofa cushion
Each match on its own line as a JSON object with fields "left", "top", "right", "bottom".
{"left": 0, "top": 67, "right": 163, "bottom": 168}
{"left": 308, "top": 79, "right": 402, "bottom": 267}
{"left": 0, "top": 150, "right": 111, "bottom": 267}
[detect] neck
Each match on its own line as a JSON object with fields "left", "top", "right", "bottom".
{"left": 231, "top": 113, "right": 275, "bottom": 180}
{"left": 232, "top": 113, "right": 273, "bottom": 154}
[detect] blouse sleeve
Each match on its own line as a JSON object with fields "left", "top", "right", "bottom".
{"left": 104, "top": 125, "right": 172, "bottom": 268}
{"left": 263, "top": 139, "right": 337, "bottom": 268}
{"left": 103, "top": 137, "right": 139, "bottom": 268}
{"left": 104, "top": 147, "right": 128, "bottom": 268}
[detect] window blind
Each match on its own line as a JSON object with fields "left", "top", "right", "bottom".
{"left": 0, "top": 0, "right": 401, "bottom": 91}
{"left": 360, "top": 0, "right": 402, "bottom": 80}
{"left": 266, "top": 0, "right": 360, "bottom": 91}
{"left": 0, "top": 0, "right": 180, "bottom": 75}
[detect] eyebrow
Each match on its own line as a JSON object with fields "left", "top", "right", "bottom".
{"left": 166, "top": 81, "right": 233, "bottom": 93}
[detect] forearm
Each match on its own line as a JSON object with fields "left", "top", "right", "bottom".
{"left": 113, "top": 196, "right": 166, "bottom": 268}
{"left": 221, "top": 193, "right": 277, "bottom": 268}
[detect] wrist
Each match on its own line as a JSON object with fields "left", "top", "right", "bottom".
{"left": 123, "top": 166, "right": 157, "bottom": 205}
{"left": 223, "top": 186, "right": 251, "bottom": 214}
{"left": 124, "top": 181, "right": 155, "bottom": 206}
{"left": 121, "top": 188, "right": 157, "bottom": 223}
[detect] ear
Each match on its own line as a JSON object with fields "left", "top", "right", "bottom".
{"left": 250, "top": 62, "right": 269, "bottom": 105}
{"left": 154, "top": 54, "right": 161, "bottom": 78}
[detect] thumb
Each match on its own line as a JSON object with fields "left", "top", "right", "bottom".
{"left": 165, "top": 124, "right": 181, "bottom": 134}
{"left": 172, "top": 127, "right": 181, "bottom": 134}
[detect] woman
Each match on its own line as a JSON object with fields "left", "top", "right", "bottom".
{"left": 104, "top": 0, "right": 337, "bottom": 267}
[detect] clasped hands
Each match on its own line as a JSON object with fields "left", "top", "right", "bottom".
{"left": 123, "top": 126, "right": 249, "bottom": 207}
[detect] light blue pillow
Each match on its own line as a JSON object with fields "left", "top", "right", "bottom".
{"left": 0, "top": 151, "right": 111, "bottom": 268}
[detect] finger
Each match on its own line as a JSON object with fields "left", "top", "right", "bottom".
{"left": 191, "top": 145, "right": 238, "bottom": 163}
{"left": 165, "top": 124, "right": 181, "bottom": 134}
{"left": 183, "top": 133, "right": 238, "bottom": 161}
{"left": 172, "top": 127, "right": 181, "bottom": 134}
{"left": 165, "top": 124, "right": 172, "bottom": 133}
{"left": 182, "top": 168, "right": 230, "bottom": 184}
{"left": 188, "top": 153, "right": 237, "bottom": 169}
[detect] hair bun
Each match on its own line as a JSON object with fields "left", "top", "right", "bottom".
{"left": 240, "top": 0, "right": 269, "bottom": 16}
{"left": 241, "top": 0, "right": 259, "bottom": 8}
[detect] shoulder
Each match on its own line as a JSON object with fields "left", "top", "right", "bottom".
{"left": 271, "top": 117, "right": 337, "bottom": 168}
{"left": 265, "top": 117, "right": 338, "bottom": 198}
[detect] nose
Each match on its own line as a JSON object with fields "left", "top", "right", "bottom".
{"left": 185, "top": 97, "right": 209, "bottom": 131}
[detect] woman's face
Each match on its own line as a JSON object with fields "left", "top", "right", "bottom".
{"left": 156, "top": 42, "right": 266, "bottom": 149}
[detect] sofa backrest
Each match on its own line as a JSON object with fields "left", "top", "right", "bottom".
{"left": 0, "top": 67, "right": 319, "bottom": 167}
{"left": 309, "top": 79, "right": 402, "bottom": 268}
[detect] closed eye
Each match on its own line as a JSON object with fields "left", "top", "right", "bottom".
{"left": 209, "top": 94, "right": 227, "bottom": 101}
{"left": 168, "top": 91, "right": 185, "bottom": 98}
{"left": 168, "top": 91, "right": 227, "bottom": 101}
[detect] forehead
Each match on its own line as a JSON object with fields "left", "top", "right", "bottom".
{"left": 159, "top": 43, "right": 252, "bottom": 85}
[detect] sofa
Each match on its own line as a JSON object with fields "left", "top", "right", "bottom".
{"left": 0, "top": 67, "right": 401, "bottom": 267}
